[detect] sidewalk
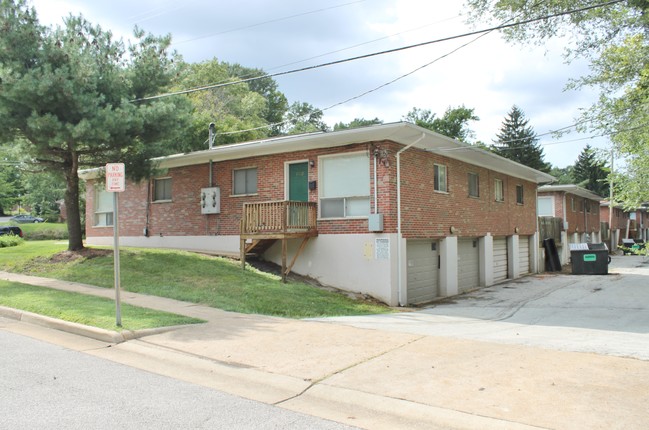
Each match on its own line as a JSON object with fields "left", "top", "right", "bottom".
{"left": 1, "top": 270, "right": 648, "bottom": 429}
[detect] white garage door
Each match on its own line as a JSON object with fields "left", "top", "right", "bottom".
{"left": 493, "top": 237, "right": 508, "bottom": 283}
{"left": 519, "top": 235, "right": 531, "bottom": 275}
{"left": 406, "top": 240, "right": 439, "bottom": 304}
{"left": 458, "top": 238, "right": 480, "bottom": 293}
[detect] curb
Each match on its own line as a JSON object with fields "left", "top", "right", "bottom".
{"left": 0, "top": 305, "right": 184, "bottom": 344}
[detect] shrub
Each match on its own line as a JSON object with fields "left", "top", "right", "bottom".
{"left": 0, "top": 234, "right": 24, "bottom": 248}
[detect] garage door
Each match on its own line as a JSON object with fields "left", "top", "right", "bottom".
{"left": 519, "top": 235, "right": 530, "bottom": 275}
{"left": 458, "top": 238, "right": 480, "bottom": 293}
{"left": 493, "top": 237, "right": 508, "bottom": 283}
{"left": 406, "top": 240, "right": 439, "bottom": 304}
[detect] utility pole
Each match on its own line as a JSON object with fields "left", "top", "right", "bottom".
{"left": 609, "top": 148, "right": 615, "bottom": 251}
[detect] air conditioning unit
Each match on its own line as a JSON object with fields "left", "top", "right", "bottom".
{"left": 200, "top": 187, "right": 220, "bottom": 214}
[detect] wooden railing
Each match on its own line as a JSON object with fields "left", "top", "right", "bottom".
{"left": 241, "top": 201, "right": 317, "bottom": 235}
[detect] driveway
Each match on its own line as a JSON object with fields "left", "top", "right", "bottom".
{"left": 316, "top": 255, "right": 649, "bottom": 360}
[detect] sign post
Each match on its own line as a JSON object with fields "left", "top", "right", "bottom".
{"left": 106, "top": 163, "right": 125, "bottom": 327}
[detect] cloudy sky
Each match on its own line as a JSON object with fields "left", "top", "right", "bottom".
{"left": 29, "top": 0, "right": 610, "bottom": 168}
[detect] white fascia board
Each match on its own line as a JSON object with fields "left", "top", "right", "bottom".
{"left": 538, "top": 184, "right": 603, "bottom": 201}
{"left": 79, "top": 122, "right": 555, "bottom": 184}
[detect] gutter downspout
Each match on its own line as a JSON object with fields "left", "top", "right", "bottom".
{"left": 396, "top": 133, "right": 425, "bottom": 306}
{"left": 373, "top": 150, "right": 378, "bottom": 214}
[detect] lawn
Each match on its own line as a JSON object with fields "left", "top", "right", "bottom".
{"left": 0, "top": 280, "right": 204, "bottom": 331}
{"left": 0, "top": 241, "right": 392, "bottom": 318}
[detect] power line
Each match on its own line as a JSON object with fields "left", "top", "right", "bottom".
{"left": 171, "top": 0, "right": 367, "bottom": 46}
{"left": 132, "top": 0, "right": 624, "bottom": 103}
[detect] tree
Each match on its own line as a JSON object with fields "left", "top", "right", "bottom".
{"left": 226, "top": 63, "right": 289, "bottom": 136}
{"left": 573, "top": 145, "right": 609, "bottom": 197}
{"left": 491, "top": 106, "right": 551, "bottom": 173}
{"left": 282, "top": 102, "right": 328, "bottom": 134}
{"left": 465, "top": 0, "right": 649, "bottom": 205}
{"left": 0, "top": 1, "right": 191, "bottom": 250}
{"left": 0, "top": 146, "right": 24, "bottom": 215}
{"left": 176, "top": 59, "right": 271, "bottom": 151}
{"left": 403, "top": 105, "right": 479, "bottom": 142}
{"left": 333, "top": 118, "right": 383, "bottom": 131}
{"left": 548, "top": 165, "right": 575, "bottom": 185}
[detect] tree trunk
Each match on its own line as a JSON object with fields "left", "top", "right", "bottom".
{"left": 64, "top": 153, "right": 84, "bottom": 251}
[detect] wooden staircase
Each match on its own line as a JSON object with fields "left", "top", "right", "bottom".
{"left": 240, "top": 201, "right": 318, "bottom": 282}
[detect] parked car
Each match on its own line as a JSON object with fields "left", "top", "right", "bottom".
{"left": 10, "top": 214, "right": 44, "bottom": 223}
{"left": 0, "top": 226, "right": 23, "bottom": 237}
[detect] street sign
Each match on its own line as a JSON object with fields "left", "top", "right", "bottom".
{"left": 106, "top": 163, "right": 125, "bottom": 192}
{"left": 105, "top": 163, "right": 124, "bottom": 326}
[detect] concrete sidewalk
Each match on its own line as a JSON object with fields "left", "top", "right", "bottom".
{"left": 1, "top": 269, "right": 649, "bottom": 429}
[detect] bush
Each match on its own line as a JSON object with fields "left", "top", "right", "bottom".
{"left": 0, "top": 234, "right": 24, "bottom": 248}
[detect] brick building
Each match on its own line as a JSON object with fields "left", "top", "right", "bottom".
{"left": 600, "top": 202, "right": 649, "bottom": 247}
{"left": 81, "top": 122, "right": 554, "bottom": 306}
{"left": 537, "top": 184, "right": 604, "bottom": 264}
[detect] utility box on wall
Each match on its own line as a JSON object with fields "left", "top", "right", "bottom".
{"left": 368, "top": 213, "right": 384, "bottom": 232}
{"left": 201, "top": 187, "right": 220, "bottom": 214}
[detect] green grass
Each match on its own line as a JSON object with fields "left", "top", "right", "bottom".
{"left": 0, "top": 241, "right": 392, "bottom": 318}
{"left": 0, "top": 280, "right": 204, "bottom": 331}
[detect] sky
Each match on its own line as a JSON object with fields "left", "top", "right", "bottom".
{"left": 29, "top": 0, "right": 611, "bottom": 168}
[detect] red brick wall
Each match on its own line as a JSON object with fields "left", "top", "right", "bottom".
{"left": 563, "top": 193, "right": 600, "bottom": 234}
{"left": 397, "top": 146, "right": 537, "bottom": 238}
{"left": 85, "top": 140, "right": 541, "bottom": 239}
{"left": 600, "top": 206, "right": 628, "bottom": 230}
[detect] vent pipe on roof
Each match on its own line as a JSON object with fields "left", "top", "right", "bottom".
{"left": 208, "top": 123, "right": 216, "bottom": 150}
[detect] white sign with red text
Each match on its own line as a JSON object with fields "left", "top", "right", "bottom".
{"left": 105, "top": 163, "right": 125, "bottom": 192}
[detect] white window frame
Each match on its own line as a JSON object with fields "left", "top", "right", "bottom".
{"left": 318, "top": 151, "right": 370, "bottom": 219}
{"left": 94, "top": 188, "right": 113, "bottom": 227}
{"left": 434, "top": 164, "right": 448, "bottom": 193}
{"left": 468, "top": 172, "right": 479, "bottom": 198}
{"left": 232, "top": 167, "right": 258, "bottom": 196}
{"left": 494, "top": 179, "right": 504, "bottom": 202}
{"left": 153, "top": 177, "right": 172, "bottom": 202}
{"left": 537, "top": 196, "right": 554, "bottom": 216}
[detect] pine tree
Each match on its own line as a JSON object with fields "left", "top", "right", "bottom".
{"left": 573, "top": 145, "right": 609, "bottom": 197}
{"left": 491, "top": 106, "right": 550, "bottom": 172}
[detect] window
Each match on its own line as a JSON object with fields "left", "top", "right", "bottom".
{"left": 516, "top": 185, "right": 524, "bottom": 205}
{"left": 494, "top": 179, "right": 504, "bottom": 202}
{"left": 468, "top": 172, "right": 479, "bottom": 198}
{"left": 154, "top": 178, "right": 172, "bottom": 201}
{"left": 434, "top": 164, "right": 447, "bottom": 192}
{"left": 233, "top": 168, "right": 257, "bottom": 195}
{"left": 320, "top": 152, "right": 370, "bottom": 218}
{"left": 571, "top": 197, "right": 576, "bottom": 212}
{"left": 537, "top": 196, "right": 553, "bottom": 216}
{"left": 94, "top": 189, "right": 113, "bottom": 227}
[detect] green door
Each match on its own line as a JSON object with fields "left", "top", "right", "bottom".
{"left": 288, "top": 162, "right": 309, "bottom": 202}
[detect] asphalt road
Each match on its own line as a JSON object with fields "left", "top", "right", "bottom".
{"left": 0, "top": 328, "right": 356, "bottom": 430}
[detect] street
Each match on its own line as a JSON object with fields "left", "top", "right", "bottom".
{"left": 0, "top": 328, "right": 355, "bottom": 430}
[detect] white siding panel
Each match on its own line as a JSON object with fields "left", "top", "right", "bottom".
{"left": 519, "top": 235, "right": 530, "bottom": 275}
{"left": 493, "top": 237, "right": 508, "bottom": 282}
{"left": 407, "top": 240, "right": 439, "bottom": 304}
{"left": 458, "top": 238, "right": 480, "bottom": 293}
